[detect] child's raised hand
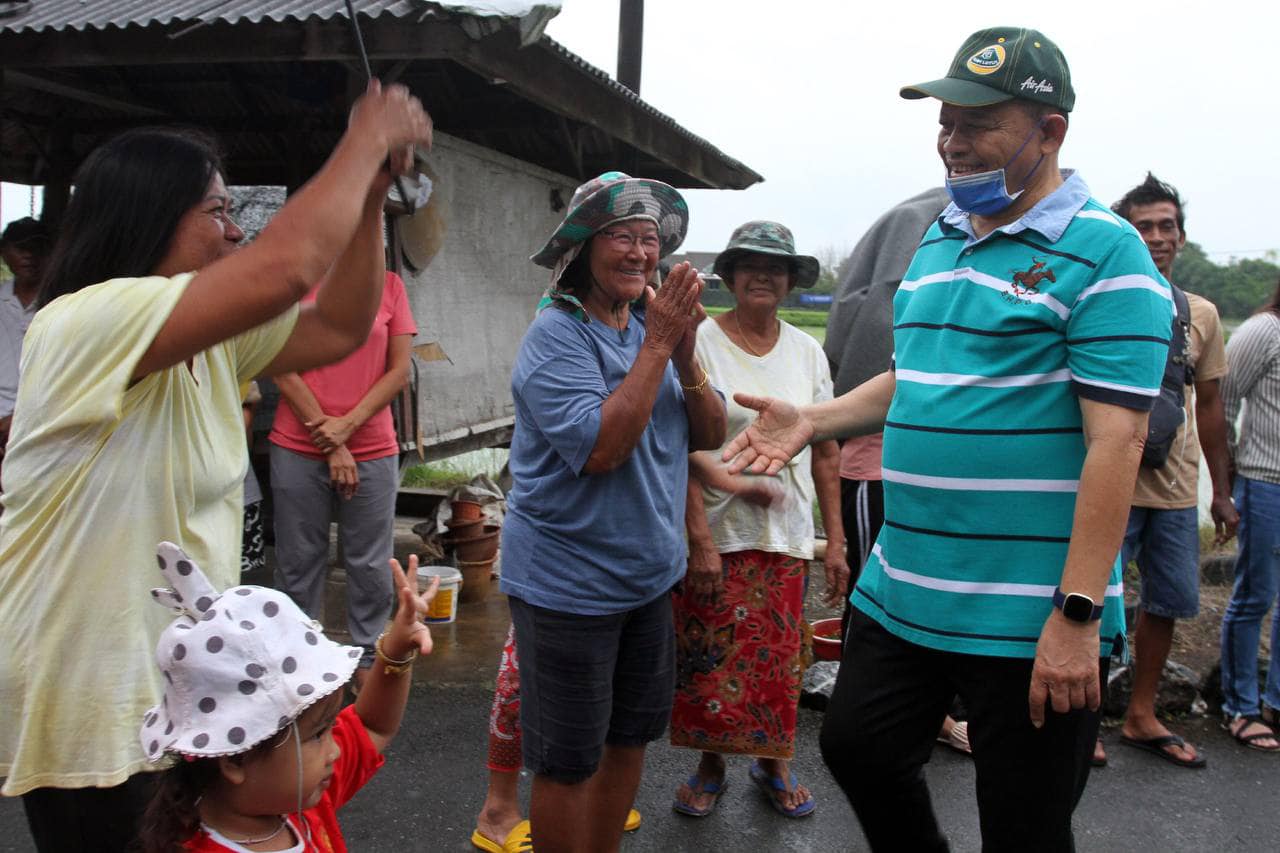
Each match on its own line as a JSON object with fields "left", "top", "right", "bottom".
{"left": 387, "top": 555, "right": 437, "bottom": 656}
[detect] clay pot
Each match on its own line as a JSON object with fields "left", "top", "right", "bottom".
{"left": 450, "top": 499, "right": 484, "bottom": 522}
{"left": 444, "top": 524, "right": 499, "bottom": 562}
{"left": 456, "top": 557, "right": 495, "bottom": 602}
{"left": 444, "top": 517, "right": 485, "bottom": 539}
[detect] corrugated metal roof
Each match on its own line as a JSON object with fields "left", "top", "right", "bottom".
{"left": 0, "top": 1, "right": 761, "bottom": 189}
{"left": 0, "top": 1, "right": 445, "bottom": 33}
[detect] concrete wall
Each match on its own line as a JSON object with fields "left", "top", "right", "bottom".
{"left": 230, "top": 136, "right": 576, "bottom": 460}
{"left": 394, "top": 132, "right": 575, "bottom": 458}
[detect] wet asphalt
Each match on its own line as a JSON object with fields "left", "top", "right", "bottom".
{"left": 2, "top": 573, "right": 1277, "bottom": 851}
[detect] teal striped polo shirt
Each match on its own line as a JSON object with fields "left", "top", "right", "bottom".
{"left": 851, "top": 172, "right": 1172, "bottom": 659}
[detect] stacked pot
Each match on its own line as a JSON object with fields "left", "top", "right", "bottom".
{"left": 442, "top": 499, "right": 499, "bottom": 603}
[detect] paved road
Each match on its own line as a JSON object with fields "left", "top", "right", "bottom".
{"left": 2, "top": 590, "right": 1273, "bottom": 851}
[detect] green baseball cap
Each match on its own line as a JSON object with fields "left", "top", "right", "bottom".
{"left": 900, "top": 27, "right": 1074, "bottom": 112}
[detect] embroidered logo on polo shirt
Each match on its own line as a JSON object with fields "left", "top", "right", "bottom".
{"left": 967, "top": 45, "right": 1006, "bottom": 75}
{"left": 1004, "top": 259, "right": 1056, "bottom": 304}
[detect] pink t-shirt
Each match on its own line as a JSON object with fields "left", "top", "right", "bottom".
{"left": 839, "top": 432, "right": 884, "bottom": 481}
{"left": 270, "top": 272, "right": 416, "bottom": 462}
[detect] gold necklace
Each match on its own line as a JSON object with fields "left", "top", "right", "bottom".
{"left": 733, "top": 310, "right": 777, "bottom": 357}
{"left": 207, "top": 817, "right": 289, "bottom": 845}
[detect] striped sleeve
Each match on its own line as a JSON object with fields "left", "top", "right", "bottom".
{"left": 1065, "top": 235, "right": 1172, "bottom": 410}
{"left": 1222, "top": 313, "right": 1280, "bottom": 461}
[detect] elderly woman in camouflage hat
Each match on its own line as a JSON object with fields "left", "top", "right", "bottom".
{"left": 670, "top": 221, "right": 847, "bottom": 819}
{"left": 497, "top": 171, "right": 726, "bottom": 853}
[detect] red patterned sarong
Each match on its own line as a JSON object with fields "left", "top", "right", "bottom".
{"left": 486, "top": 623, "right": 522, "bottom": 772}
{"left": 670, "top": 550, "right": 806, "bottom": 759}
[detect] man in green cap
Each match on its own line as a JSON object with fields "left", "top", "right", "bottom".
{"left": 721, "top": 27, "right": 1173, "bottom": 849}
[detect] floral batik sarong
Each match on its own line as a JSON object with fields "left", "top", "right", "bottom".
{"left": 486, "top": 623, "right": 522, "bottom": 772}
{"left": 670, "top": 549, "right": 806, "bottom": 758}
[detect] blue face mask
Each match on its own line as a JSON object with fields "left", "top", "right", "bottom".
{"left": 944, "top": 120, "right": 1046, "bottom": 216}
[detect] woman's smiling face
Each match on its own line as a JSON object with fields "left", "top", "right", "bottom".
{"left": 586, "top": 219, "right": 660, "bottom": 305}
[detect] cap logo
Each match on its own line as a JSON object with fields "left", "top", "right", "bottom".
{"left": 1019, "top": 76, "right": 1055, "bottom": 95}
{"left": 966, "top": 44, "right": 1006, "bottom": 75}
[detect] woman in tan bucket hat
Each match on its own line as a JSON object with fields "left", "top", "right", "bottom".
{"left": 670, "top": 221, "right": 847, "bottom": 819}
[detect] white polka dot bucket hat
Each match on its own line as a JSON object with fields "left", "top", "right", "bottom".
{"left": 139, "top": 541, "right": 362, "bottom": 761}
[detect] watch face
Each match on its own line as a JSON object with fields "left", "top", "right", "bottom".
{"left": 1062, "top": 592, "right": 1096, "bottom": 622}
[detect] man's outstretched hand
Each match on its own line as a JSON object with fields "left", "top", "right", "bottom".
{"left": 721, "top": 393, "right": 814, "bottom": 475}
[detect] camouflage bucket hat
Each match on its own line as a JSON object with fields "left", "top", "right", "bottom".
{"left": 531, "top": 171, "right": 689, "bottom": 268}
{"left": 712, "top": 221, "right": 820, "bottom": 289}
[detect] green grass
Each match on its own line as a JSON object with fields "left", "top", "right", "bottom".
{"left": 401, "top": 464, "right": 477, "bottom": 490}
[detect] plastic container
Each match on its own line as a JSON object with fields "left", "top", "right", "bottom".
{"left": 811, "top": 617, "right": 843, "bottom": 662}
{"left": 417, "top": 565, "right": 463, "bottom": 624}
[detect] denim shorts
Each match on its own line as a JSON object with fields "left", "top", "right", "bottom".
{"left": 1122, "top": 506, "right": 1201, "bottom": 619}
{"left": 508, "top": 592, "right": 675, "bottom": 784}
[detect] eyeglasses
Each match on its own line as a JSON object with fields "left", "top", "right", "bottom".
{"left": 599, "top": 230, "right": 661, "bottom": 252}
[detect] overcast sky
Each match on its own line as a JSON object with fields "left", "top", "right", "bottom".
{"left": 544, "top": 0, "right": 1280, "bottom": 264}
{"left": 5, "top": 1, "right": 1277, "bottom": 267}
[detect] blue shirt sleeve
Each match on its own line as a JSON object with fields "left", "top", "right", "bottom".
{"left": 513, "top": 311, "right": 608, "bottom": 475}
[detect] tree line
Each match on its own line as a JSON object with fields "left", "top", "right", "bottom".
{"left": 1171, "top": 243, "right": 1279, "bottom": 322}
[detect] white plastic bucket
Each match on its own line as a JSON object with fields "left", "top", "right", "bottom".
{"left": 417, "top": 565, "right": 462, "bottom": 624}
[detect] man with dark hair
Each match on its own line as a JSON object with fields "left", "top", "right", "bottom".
{"left": 1096, "top": 174, "right": 1238, "bottom": 768}
{"left": 0, "top": 217, "right": 48, "bottom": 449}
{"left": 723, "top": 27, "right": 1172, "bottom": 850}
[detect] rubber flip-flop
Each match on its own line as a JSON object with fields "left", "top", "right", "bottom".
{"left": 749, "top": 761, "right": 816, "bottom": 818}
{"left": 624, "top": 808, "right": 642, "bottom": 832}
{"left": 470, "top": 828, "right": 503, "bottom": 853}
{"left": 1119, "top": 733, "right": 1206, "bottom": 768}
{"left": 936, "top": 720, "right": 972, "bottom": 756}
{"left": 672, "top": 775, "right": 729, "bottom": 817}
{"left": 501, "top": 820, "right": 533, "bottom": 853}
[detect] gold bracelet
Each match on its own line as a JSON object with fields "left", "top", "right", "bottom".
{"left": 374, "top": 634, "right": 418, "bottom": 676}
{"left": 681, "top": 367, "right": 709, "bottom": 393}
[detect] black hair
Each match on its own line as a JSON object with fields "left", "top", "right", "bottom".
{"left": 38, "top": 127, "right": 224, "bottom": 309}
{"left": 138, "top": 757, "right": 220, "bottom": 853}
{"left": 1112, "top": 172, "right": 1186, "bottom": 236}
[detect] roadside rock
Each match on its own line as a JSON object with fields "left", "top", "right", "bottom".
{"left": 1199, "top": 657, "right": 1272, "bottom": 716}
{"left": 801, "top": 661, "right": 840, "bottom": 711}
{"left": 1103, "top": 659, "right": 1202, "bottom": 718}
{"left": 1200, "top": 553, "right": 1236, "bottom": 586}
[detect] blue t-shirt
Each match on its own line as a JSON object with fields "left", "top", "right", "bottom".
{"left": 500, "top": 306, "right": 690, "bottom": 615}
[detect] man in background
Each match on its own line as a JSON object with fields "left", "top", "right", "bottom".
{"left": 1099, "top": 174, "right": 1238, "bottom": 768}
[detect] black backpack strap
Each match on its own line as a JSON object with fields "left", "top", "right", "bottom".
{"left": 1168, "top": 285, "right": 1193, "bottom": 385}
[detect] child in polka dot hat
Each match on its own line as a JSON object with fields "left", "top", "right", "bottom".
{"left": 137, "top": 541, "right": 438, "bottom": 853}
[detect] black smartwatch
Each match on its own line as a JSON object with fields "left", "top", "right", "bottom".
{"left": 1052, "top": 588, "right": 1103, "bottom": 623}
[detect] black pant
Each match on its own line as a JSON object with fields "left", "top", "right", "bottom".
{"left": 820, "top": 608, "right": 1107, "bottom": 853}
{"left": 21, "top": 774, "right": 155, "bottom": 853}
{"left": 839, "top": 478, "right": 884, "bottom": 640}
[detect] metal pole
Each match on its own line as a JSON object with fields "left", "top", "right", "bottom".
{"left": 617, "top": 0, "right": 643, "bottom": 95}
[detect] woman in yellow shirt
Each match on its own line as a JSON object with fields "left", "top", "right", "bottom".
{"left": 0, "top": 82, "right": 430, "bottom": 852}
